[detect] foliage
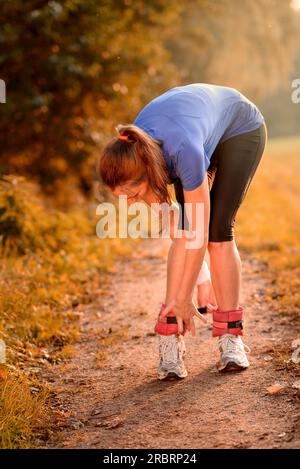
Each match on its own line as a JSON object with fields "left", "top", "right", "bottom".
{"left": 0, "top": 1, "right": 298, "bottom": 198}
{"left": 0, "top": 0, "right": 180, "bottom": 197}
{"left": 166, "top": 0, "right": 299, "bottom": 99}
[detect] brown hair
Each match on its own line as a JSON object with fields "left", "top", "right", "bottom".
{"left": 98, "top": 124, "right": 171, "bottom": 204}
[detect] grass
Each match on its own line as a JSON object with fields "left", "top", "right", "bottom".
{"left": 0, "top": 372, "right": 48, "bottom": 448}
{"left": 237, "top": 135, "right": 300, "bottom": 327}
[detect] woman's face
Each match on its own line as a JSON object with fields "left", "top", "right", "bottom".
{"left": 112, "top": 180, "right": 159, "bottom": 206}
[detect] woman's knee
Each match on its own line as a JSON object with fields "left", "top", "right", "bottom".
{"left": 208, "top": 239, "right": 234, "bottom": 251}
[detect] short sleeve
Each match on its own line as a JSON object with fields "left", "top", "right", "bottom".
{"left": 174, "top": 138, "right": 206, "bottom": 190}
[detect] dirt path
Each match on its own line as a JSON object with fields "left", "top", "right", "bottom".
{"left": 42, "top": 239, "right": 299, "bottom": 449}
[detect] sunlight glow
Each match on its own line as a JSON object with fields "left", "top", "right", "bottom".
{"left": 291, "top": 0, "right": 300, "bottom": 11}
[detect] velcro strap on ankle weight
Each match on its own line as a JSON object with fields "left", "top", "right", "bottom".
{"left": 212, "top": 307, "right": 244, "bottom": 337}
{"left": 197, "top": 306, "right": 208, "bottom": 315}
{"left": 166, "top": 316, "right": 177, "bottom": 324}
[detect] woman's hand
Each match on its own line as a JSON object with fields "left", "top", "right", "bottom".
{"left": 160, "top": 297, "right": 207, "bottom": 336}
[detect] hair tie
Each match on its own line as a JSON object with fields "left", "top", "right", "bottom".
{"left": 118, "top": 134, "right": 129, "bottom": 141}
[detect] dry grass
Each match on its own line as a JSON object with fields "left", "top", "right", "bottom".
{"left": 0, "top": 370, "right": 48, "bottom": 448}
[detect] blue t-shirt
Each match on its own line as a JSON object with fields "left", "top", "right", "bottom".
{"left": 133, "top": 83, "right": 265, "bottom": 190}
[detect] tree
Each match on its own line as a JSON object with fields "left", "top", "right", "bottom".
{"left": 0, "top": 0, "right": 298, "bottom": 202}
{"left": 166, "top": 0, "right": 298, "bottom": 100}
{"left": 0, "top": 0, "right": 180, "bottom": 200}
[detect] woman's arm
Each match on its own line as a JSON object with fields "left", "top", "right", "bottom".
{"left": 161, "top": 175, "right": 210, "bottom": 334}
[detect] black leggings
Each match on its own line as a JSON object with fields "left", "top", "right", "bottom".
{"left": 173, "top": 122, "right": 267, "bottom": 242}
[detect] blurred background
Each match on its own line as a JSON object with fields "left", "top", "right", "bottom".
{"left": 0, "top": 1, "right": 300, "bottom": 449}
{"left": 0, "top": 0, "right": 299, "bottom": 205}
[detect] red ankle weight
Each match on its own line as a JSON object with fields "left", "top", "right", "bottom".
{"left": 154, "top": 303, "right": 187, "bottom": 336}
{"left": 212, "top": 307, "right": 244, "bottom": 337}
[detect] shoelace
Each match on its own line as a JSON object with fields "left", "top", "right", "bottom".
{"left": 159, "top": 335, "right": 185, "bottom": 365}
{"left": 212, "top": 334, "right": 251, "bottom": 354}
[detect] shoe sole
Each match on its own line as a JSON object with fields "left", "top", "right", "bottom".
{"left": 159, "top": 372, "right": 187, "bottom": 381}
{"left": 218, "top": 361, "right": 249, "bottom": 372}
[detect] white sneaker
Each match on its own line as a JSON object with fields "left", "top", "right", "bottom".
{"left": 215, "top": 334, "right": 250, "bottom": 372}
{"left": 157, "top": 334, "right": 188, "bottom": 380}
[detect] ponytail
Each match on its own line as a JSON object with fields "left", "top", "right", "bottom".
{"left": 99, "top": 124, "right": 171, "bottom": 204}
